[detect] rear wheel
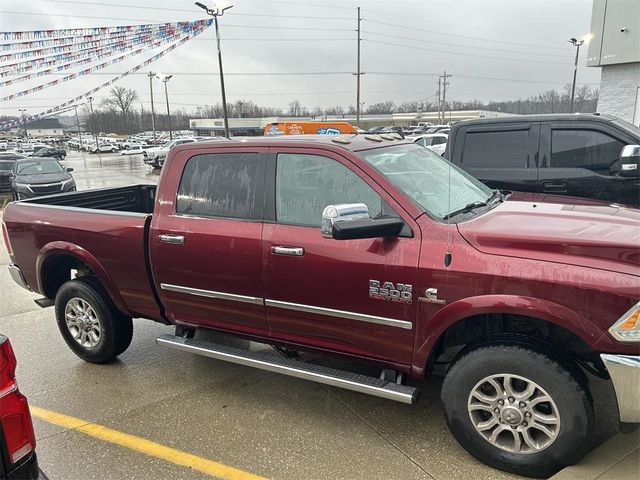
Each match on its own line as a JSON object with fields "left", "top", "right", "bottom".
{"left": 55, "top": 277, "right": 133, "bottom": 363}
{"left": 441, "top": 343, "right": 594, "bottom": 478}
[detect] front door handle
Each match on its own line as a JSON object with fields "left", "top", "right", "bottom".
{"left": 271, "top": 246, "right": 304, "bottom": 256}
{"left": 542, "top": 182, "right": 568, "bottom": 193}
{"left": 159, "top": 234, "right": 184, "bottom": 244}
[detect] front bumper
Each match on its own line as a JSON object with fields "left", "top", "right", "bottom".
{"left": 8, "top": 264, "right": 31, "bottom": 291}
{"left": 601, "top": 354, "right": 640, "bottom": 422}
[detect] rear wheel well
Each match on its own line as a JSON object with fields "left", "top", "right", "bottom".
{"left": 41, "top": 254, "right": 94, "bottom": 299}
{"left": 428, "top": 314, "right": 606, "bottom": 380}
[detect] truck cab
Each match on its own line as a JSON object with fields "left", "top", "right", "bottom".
{"left": 445, "top": 113, "right": 640, "bottom": 206}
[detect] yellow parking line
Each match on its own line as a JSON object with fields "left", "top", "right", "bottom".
{"left": 30, "top": 406, "right": 267, "bottom": 480}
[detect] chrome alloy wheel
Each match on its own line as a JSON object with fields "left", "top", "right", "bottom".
{"left": 64, "top": 297, "right": 102, "bottom": 348}
{"left": 468, "top": 374, "right": 561, "bottom": 454}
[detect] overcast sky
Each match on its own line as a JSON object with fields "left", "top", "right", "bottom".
{"left": 1, "top": 0, "right": 601, "bottom": 117}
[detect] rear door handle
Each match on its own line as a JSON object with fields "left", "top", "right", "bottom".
{"left": 271, "top": 246, "right": 304, "bottom": 256}
{"left": 159, "top": 234, "right": 184, "bottom": 244}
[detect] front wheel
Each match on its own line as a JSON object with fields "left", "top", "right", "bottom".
{"left": 55, "top": 277, "right": 133, "bottom": 363}
{"left": 441, "top": 343, "right": 594, "bottom": 478}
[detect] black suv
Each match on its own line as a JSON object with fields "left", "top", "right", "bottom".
{"left": 32, "top": 147, "right": 66, "bottom": 160}
{"left": 0, "top": 154, "right": 24, "bottom": 193}
{"left": 445, "top": 114, "right": 640, "bottom": 206}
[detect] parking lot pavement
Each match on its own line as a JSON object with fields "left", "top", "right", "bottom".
{"left": 0, "top": 152, "right": 636, "bottom": 480}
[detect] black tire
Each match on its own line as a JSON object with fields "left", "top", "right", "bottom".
{"left": 441, "top": 343, "right": 594, "bottom": 478}
{"left": 55, "top": 277, "right": 133, "bottom": 363}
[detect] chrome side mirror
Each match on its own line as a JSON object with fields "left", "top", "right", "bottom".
{"left": 321, "top": 203, "right": 370, "bottom": 239}
{"left": 620, "top": 145, "right": 640, "bottom": 177}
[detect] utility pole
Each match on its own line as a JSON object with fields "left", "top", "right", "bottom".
{"left": 73, "top": 105, "right": 82, "bottom": 145}
{"left": 355, "top": 6, "right": 363, "bottom": 124}
{"left": 88, "top": 97, "right": 101, "bottom": 165}
{"left": 440, "top": 71, "right": 452, "bottom": 124}
{"left": 148, "top": 72, "right": 157, "bottom": 145}
{"left": 18, "top": 109, "right": 28, "bottom": 139}
{"left": 436, "top": 78, "right": 442, "bottom": 124}
{"left": 568, "top": 37, "right": 584, "bottom": 113}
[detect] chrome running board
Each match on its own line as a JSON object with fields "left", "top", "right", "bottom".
{"left": 156, "top": 334, "right": 419, "bottom": 404}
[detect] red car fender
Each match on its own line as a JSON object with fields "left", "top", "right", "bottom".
{"left": 36, "top": 241, "right": 132, "bottom": 317}
{"left": 412, "top": 294, "right": 604, "bottom": 377}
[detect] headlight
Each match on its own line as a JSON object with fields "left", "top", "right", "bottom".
{"left": 13, "top": 182, "right": 30, "bottom": 189}
{"left": 609, "top": 302, "right": 640, "bottom": 342}
{"left": 62, "top": 178, "right": 75, "bottom": 186}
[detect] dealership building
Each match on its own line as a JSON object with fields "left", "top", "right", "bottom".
{"left": 588, "top": 0, "right": 640, "bottom": 126}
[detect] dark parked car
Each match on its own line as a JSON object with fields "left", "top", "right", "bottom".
{"left": 0, "top": 335, "right": 46, "bottom": 479}
{"left": 445, "top": 113, "right": 640, "bottom": 206}
{"left": 0, "top": 154, "right": 25, "bottom": 193}
{"left": 32, "top": 147, "right": 66, "bottom": 160}
{"left": 10, "top": 158, "right": 75, "bottom": 200}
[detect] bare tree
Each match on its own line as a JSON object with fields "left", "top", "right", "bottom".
{"left": 100, "top": 86, "right": 139, "bottom": 133}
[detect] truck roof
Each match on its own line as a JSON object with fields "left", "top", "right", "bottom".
{"left": 449, "top": 113, "right": 640, "bottom": 137}
{"left": 457, "top": 113, "right": 620, "bottom": 123}
{"left": 185, "top": 134, "right": 412, "bottom": 153}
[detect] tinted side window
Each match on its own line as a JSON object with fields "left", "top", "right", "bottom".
{"left": 432, "top": 137, "right": 447, "bottom": 145}
{"left": 462, "top": 129, "right": 529, "bottom": 168}
{"left": 276, "top": 153, "right": 382, "bottom": 227}
{"left": 550, "top": 129, "right": 625, "bottom": 173}
{"left": 176, "top": 153, "right": 260, "bottom": 219}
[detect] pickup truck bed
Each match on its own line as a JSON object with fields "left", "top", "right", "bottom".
{"left": 5, "top": 185, "right": 163, "bottom": 322}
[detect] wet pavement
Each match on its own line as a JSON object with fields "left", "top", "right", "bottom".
{"left": 0, "top": 150, "right": 636, "bottom": 480}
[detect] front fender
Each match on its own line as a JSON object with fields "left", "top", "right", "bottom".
{"left": 412, "top": 294, "right": 604, "bottom": 377}
{"left": 36, "top": 241, "right": 132, "bottom": 317}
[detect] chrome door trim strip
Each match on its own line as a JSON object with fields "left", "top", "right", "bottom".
{"left": 160, "top": 283, "right": 263, "bottom": 305}
{"left": 265, "top": 299, "right": 413, "bottom": 330}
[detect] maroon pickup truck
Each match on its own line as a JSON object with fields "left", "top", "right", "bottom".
{"left": 3, "top": 136, "right": 639, "bottom": 477}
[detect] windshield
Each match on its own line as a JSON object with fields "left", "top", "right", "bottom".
{"left": 358, "top": 144, "right": 493, "bottom": 220}
{"left": 17, "top": 160, "right": 63, "bottom": 175}
{"left": 162, "top": 141, "right": 174, "bottom": 148}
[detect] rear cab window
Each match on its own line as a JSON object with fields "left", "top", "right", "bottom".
{"left": 461, "top": 128, "right": 530, "bottom": 168}
{"left": 176, "top": 152, "right": 263, "bottom": 220}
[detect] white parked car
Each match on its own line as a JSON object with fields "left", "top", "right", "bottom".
{"left": 408, "top": 133, "right": 448, "bottom": 156}
{"left": 143, "top": 138, "right": 196, "bottom": 167}
{"left": 90, "top": 142, "right": 119, "bottom": 153}
{"left": 120, "top": 145, "right": 145, "bottom": 155}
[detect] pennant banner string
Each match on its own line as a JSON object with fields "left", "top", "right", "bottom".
{"left": 1, "top": 31, "right": 171, "bottom": 74}
{"left": 1, "top": 30, "right": 185, "bottom": 84}
{"left": 0, "top": 23, "right": 211, "bottom": 131}
{"left": 0, "top": 20, "right": 210, "bottom": 54}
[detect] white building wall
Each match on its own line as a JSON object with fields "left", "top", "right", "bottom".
{"left": 597, "top": 63, "right": 640, "bottom": 126}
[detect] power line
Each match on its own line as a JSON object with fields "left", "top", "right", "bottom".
{"left": 364, "top": 8, "right": 566, "bottom": 50}
{"left": 0, "top": 11, "right": 352, "bottom": 30}
{"left": 365, "top": 40, "right": 570, "bottom": 65}
{"left": 364, "top": 18, "right": 572, "bottom": 51}
{"left": 37, "top": 0, "right": 353, "bottom": 20}
{"left": 362, "top": 30, "right": 569, "bottom": 60}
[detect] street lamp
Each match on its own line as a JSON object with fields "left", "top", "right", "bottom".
{"left": 87, "top": 97, "right": 99, "bottom": 149}
{"left": 157, "top": 73, "right": 174, "bottom": 140}
{"left": 148, "top": 71, "right": 158, "bottom": 145}
{"left": 18, "top": 109, "right": 28, "bottom": 139}
{"left": 568, "top": 37, "right": 585, "bottom": 113}
{"left": 195, "top": 1, "right": 233, "bottom": 139}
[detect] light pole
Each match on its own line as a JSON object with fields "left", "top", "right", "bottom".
{"left": 148, "top": 71, "right": 157, "bottom": 145}
{"left": 568, "top": 37, "right": 584, "bottom": 113}
{"left": 73, "top": 105, "right": 82, "bottom": 145}
{"left": 195, "top": 1, "right": 233, "bottom": 139}
{"left": 158, "top": 73, "right": 174, "bottom": 140}
{"left": 18, "top": 109, "right": 28, "bottom": 139}
{"left": 88, "top": 97, "right": 99, "bottom": 148}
